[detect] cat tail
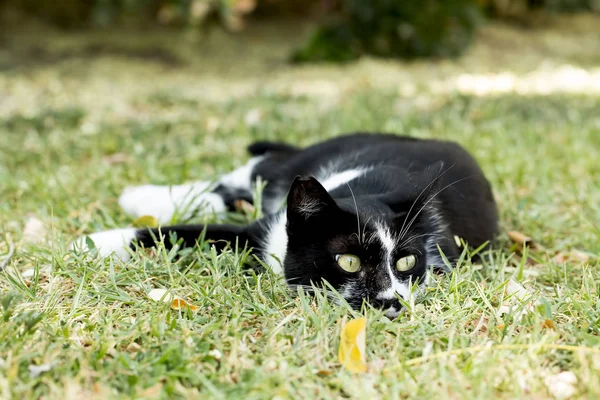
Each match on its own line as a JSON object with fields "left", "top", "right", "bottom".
{"left": 247, "top": 141, "right": 299, "bottom": 156}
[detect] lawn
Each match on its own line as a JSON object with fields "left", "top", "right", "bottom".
{"left": 1, "top": 15, "right": 600, "bottom": 399}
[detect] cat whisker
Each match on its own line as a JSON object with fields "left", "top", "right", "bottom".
{"left": 398, "top": 164, "right": 455, "bottom": 241}
{"left": 399, "top": 174, "right": 476, "bottom": 242}
{"left": 400, "top": 232, "right": 448, "bottom": 248}
{"left": 361, "top": 215, "right": 377, "bottom": 245}
{"left": 346, "top": 182, "right": 362, "bottom": 245}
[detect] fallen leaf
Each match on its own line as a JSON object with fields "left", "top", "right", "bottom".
{"left": 205, "top": 116, "right": 221, "bottom": 133}
{"left": 244, "top": 108, "right": 262, "bottom": 127}
{"left": 208, "top": 349, "right": 222, "bottom": 360}
{"left": 497, "top": 279, "right": 540, "bottom": 320}
{"left": 554, "top": 250, "right": 590, "bottom": 264}
{"left": 148, "top": 288, "right": 198, "bottom": 312}
{"left": 545, "top": 371, "right": 577, "bottom": 399}
{"left": 147, "top": 288, "right": 173, "bottom": 302}
{"left": 29, "top": 363, "right": 52, "bottom": 377}
{"left": 505, "top": 279, "right": 530, "bottom": 301}
{"left": 133, "top": 215, "right": 159, "bottom": 228}
{"left": 126, "top": 342, "right": 141, "bottom": 352}
{"left": 233, "top": 0, "right": 256, "bottom": 14}
{"left": 454, "top": 235, "right": 463, "bottom": 248}
{"left": 137, "top": 382, "right": 164, "bottom": 398}
{"left": 234, "top": 199, "right": 256, "bottom": 215}
{"left": 171, "top": 298, "right": 199, "bottom": 312}
{"left": 23, "top": 216, "right": 46, "bottom": 244}
{"left": 338, "top": 317, "right": 367, "bottom": 373}
{"left": 570, "top": 250, "right": 590, "bottom": 262}
{"left": 507, "top": 231, "right": 532, "bottom": 246}
{"left": 102, "top": 153, "right": 130, "bottom": 165}
{"left": 542, "top": 319, "right": 556, "bottom": 330}
{"left": 190, "top": 0, "right": 211, "bottom": 21}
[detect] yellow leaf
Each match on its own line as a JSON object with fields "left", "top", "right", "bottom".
{"left": 133, "top": 215, "right": 159, "bottom": 228}
{"left": 148, "top": 289, "right": 199, "bottom": 312}
{"left": 171, "top": 298, "right": 199, "bottom": 312}
{"left": 338, "top": 317, "right": 367, "bottom": 373}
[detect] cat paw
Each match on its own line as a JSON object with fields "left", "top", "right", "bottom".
{"left": 70, "top": 228, "right": 138, "bottom": 261}
{"left": 117, "top": 182, "right": 226, "bottom": 223}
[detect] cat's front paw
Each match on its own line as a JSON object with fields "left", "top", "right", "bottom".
{"left": 118, "top": 182, "right": 225, "bottom": 223}
{"left": 70, "top": 228, "right": 138, "bottom": 261}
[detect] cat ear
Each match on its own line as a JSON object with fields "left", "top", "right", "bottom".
{"left": 287, "top": 176, "right": 338, "bottom": 220}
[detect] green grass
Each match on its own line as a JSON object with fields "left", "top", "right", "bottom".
{"left": 2, "top": 17, "right": 600, "bottom": 399}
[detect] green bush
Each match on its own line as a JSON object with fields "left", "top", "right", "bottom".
{"left": 292, "top": 0, "right": 483, "bottom": 63}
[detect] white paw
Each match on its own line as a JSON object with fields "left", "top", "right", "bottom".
{"left": 118, "top": 181, "right": 226, "bottom": 223}
{"left": 70, "top": 228, "right": 138, "bottom": 261}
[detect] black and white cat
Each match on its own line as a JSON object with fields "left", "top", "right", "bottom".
{"left": 72, "top": 133, "right": 498, "bottom": 318}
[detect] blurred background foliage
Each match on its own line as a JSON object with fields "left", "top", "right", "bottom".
{"left": 1, "top": 0, "right": 599, "bottom": 61}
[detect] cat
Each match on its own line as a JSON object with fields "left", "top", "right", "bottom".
{"left": 72, "top": 133, "right": 499, "bottom": 318}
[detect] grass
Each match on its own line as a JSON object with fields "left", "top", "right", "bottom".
{"left": 2, "top": 15, "right": 600, "bottom": 399}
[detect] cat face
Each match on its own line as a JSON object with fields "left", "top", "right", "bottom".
{"left": 283, "top": 176, "right": 454, "bottom": 319}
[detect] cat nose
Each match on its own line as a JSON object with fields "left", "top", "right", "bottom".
{"left": 373, "top": 298, "right": 402, "bottom": 319}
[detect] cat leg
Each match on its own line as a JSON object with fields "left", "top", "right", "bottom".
{"left": 70, "top": 223, "right": 255, "bottom": 262}
{"left": 117, "top": 157, "right": 264, "bottom": 223}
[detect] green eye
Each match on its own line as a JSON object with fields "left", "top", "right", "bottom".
{"left": 336, "top": 254, "right": 361, "bottom": 273}
{"left": 396, "top": 255, "right": 416, "bottom": 272}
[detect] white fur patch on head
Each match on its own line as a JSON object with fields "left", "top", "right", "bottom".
{"left": 373, "top": 221, "right": 411, "bottom": 304}
{"left": 70, "top": 228, "right": 138, "bottom": 261}
{"left": 118, "top": 181, "right": 226, "bottom": 224}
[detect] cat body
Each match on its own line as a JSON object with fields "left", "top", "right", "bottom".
{"left": 74, "top": 133, "right": 498, "bottom": 318}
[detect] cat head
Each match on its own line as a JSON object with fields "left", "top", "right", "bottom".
{"left": 283, "top": 168, "right": 456, "bottom": 319}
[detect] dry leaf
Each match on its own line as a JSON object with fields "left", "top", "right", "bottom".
{"left": 133, "top": 215, "right": 159, "bottom": 228}
{"left": 234, "top": 199, "right": 256, "bottom": 215}
{"left": 338, "top": 317, "right": 367, "bottom": 373}
{"left": 208, "top": 349, "right": 222, "bottom": 360}
{"left": 542, "top": 319, "right": 556, "bottom": 330}
{"left": 102, "top": 153, "right": 130, "bottom": 165}
{"left": 147, "top": 288, "right": 198, "bottom": 312}
{"left": 29, "top": 363, "right": 52, "bottom": 377}
{"left": 454, "top": 235, "right": 463, "bottom": 248}
{"left": 315, "top": 369, "right": 333, "bottom": 377}
{"left": 23, "top": 216, "right": 46, "bottom": 244}
{"left": 508, "top": 231, "right": 532, "bottom": 246}
{"left": 570, "top": 250, "right": 590, "bottom": 262}
{"left": 205, "top": 116, "right": 221, "bottom": 133}
{"left": 233, "top": 0, "right": 256, "bottom": 14}
{"left": 554, "top": 250, "right": 590, "bottom": 264}
{"left": 171, "top": 298, "right": 199, "bottom": 312}
{"left": 244, "top": 108, "right": 262, "bottom": 127}
{"left": 498, "top": 279, "right": 540, "bottom": 320}
{"left": 190, "top": 0, "right": 211, "bottom": 21}
{"left": 147, "top": 288, "right": 173, "bottom": 302}
{"left": 137, "top": 382, "right": 164, "bottom": 398}
{"left": 545, "top": 371, "right": 577, "bottom": 399}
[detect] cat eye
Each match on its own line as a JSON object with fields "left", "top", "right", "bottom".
{"left": 396, "top": 255, "right": 416, "bottom": 272}
{"left": 336, "top": 254, "right": 361, "bottom": 273}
